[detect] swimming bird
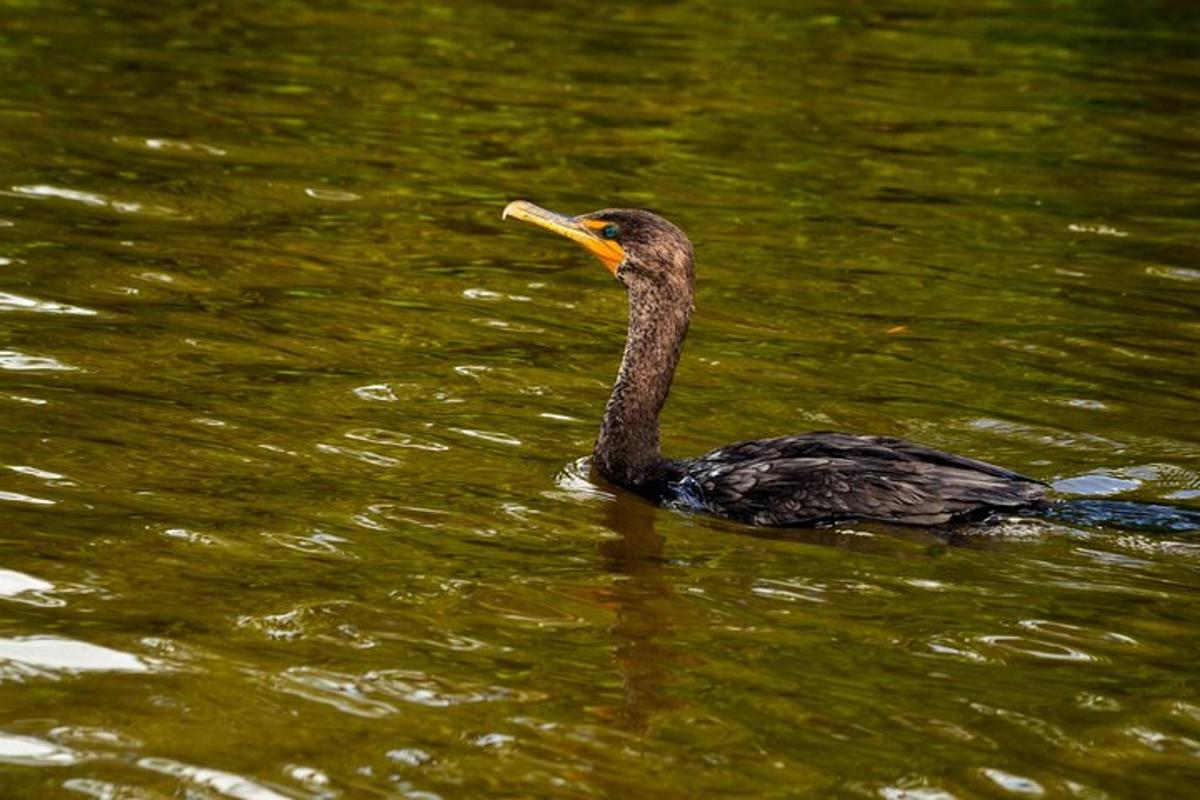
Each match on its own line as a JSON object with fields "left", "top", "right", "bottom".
{"left": 502, "top": 200, "right": 1047, "bottom": 527}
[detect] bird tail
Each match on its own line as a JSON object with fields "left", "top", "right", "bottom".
{"left": 1043, "top": 499, "right": 1200, "bottom": 533}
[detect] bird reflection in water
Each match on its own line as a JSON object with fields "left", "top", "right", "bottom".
{"left": 591, "top": 491, "right": 689, "bottom": 734}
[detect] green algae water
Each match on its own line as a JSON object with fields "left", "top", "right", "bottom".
{"left": 2, "top": 0, "right": 1199, "bottom": 797}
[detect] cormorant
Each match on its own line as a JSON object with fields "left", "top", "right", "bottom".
{"left": 502, "top": 200, "right": 1047, "bottom": 527}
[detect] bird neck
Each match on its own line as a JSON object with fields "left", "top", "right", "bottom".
{"left": 594, "top": 281, "right": 692, "bottom": 489}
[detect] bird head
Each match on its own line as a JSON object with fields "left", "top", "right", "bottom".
{"left": 502, "top": 201, "right": 694, "bottom": 296}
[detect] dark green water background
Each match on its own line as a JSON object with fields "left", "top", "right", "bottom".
{"left": 2, "top": 1, "right": 1199, "bottom": 797}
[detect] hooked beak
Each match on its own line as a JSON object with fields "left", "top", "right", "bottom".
{"left": 502, "top": 200, "right": 625, "bottom": 276}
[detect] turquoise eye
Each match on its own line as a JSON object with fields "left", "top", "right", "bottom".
{"left": 601, "top": 223, "right": 620, "bottom": 240}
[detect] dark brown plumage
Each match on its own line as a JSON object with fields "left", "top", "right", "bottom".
{"left": 503, "top": 201, "right": 1047, "bottom": 527}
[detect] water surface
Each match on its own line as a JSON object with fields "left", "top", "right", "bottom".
{"left": 1, "top": 1, "right": 1199, "bottom": 797}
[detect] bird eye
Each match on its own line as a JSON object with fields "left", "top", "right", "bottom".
{"left": 601, "top": 223, "right": 620, "bottom": 240}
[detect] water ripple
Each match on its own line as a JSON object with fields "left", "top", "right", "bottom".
{"left": 878, "top": 783, "right": 957, "bottom": 800}
{"left": 1066, "top": 222, "right": 1129, "bottom": 238}
{"left": 0, "top": 350, "right": 77, "bottom": 372}
{"left": 112, "top": 135, "right": 227, "bottom": 156}
{"left": 450, "top": 427, "right": 522, "bottom": 446}
{"left": 751, "top": 578, "right": 827, "bottom": 604}
{"left": 262, "top": 529, "right": 357, "bottom": 558}
{"left": 924, "top": 638, "right": 989, "bottom": 663}
{"left": 1016, "top": 619, "right": 1138, "bottom": 648}
{"left": 1146, "top": 265, "right": 1200, "bottom": 282}
{"left": 353, "top": 383, "right": 401, "bottom": 402}
{"left": 387, "top": 748, "right": 433, "bottom": 766}
{"left": 0, "top": 636, "right": 151, "bottom": 678}
{"left": 1125, "top": 725, "right": 1200, "bottom": 756}
{"left": 61, "top": 779, "right": 141, "bottom": 798}
{"left": 6, "top": 464, "right": 70, "bottom": 482}
{"left": 0, "top": 569, "right": 53, "bottom": 597}
{"left": 356, "top": 503, "right": 450, "bottom": 531}
{"left": 0, "top": 490, "right": 56, "bottom": 506}
{"left": 315, "top": 442, "right": 401, "bottom": 467}
{"left": 49, "top": 725, "right": 141, "bottom": 751}
{"left": 548, "top": 457, "right": 615, "bottom": 503}
{"left": 0, "top": 731, "right": 79, "bottom": 766}
{"left": 238, "top": 602, "right": 377, "bottom": 648}
{"left": 978, "top": 768, "right": 1045, "bottom": 796}
{"left": 136, "top": 757, "right": 291, "bottom": 800}
{"left": 892, "top": 714, "right": 992, "bottom": 747}
{"left": 0, "top": 291, "right": 97, "bottom": 316}
{"left": 0, "top": 569, "right": 61, "bottom": 608}
{"left": 304, "top": 187, "right": 360, "bottom": 201}
{"left": 274, "top": 666, "right": 545, "bottom": 719}
{"left": 8, "top": 184, "right": 179, "bottom": 217}
{"left": 272, "top": 668, "right": 396, "bottom": 719}
{"left": 976, "top": 635, "right": 1097, "bottom": 663}
{"left": 345, "top": 428, "right": 449, "bottom": 451}
{"left": 1053, "top": 471, "right": 1141, "bottom": 496}
{"left": 969, "top": 703, "right": 1085, "bottom": 753}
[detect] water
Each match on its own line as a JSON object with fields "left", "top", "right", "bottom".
{"left": 1, "top": 0, "right": 1198, "bottom": 797}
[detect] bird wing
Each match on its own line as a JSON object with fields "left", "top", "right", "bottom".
{"left": 682, "top": 432, "right": 1046, "bottom": 527}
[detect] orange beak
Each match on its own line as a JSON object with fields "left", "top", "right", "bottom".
{"left": 502, "top": 200, "right": 625, "bottom": 276}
